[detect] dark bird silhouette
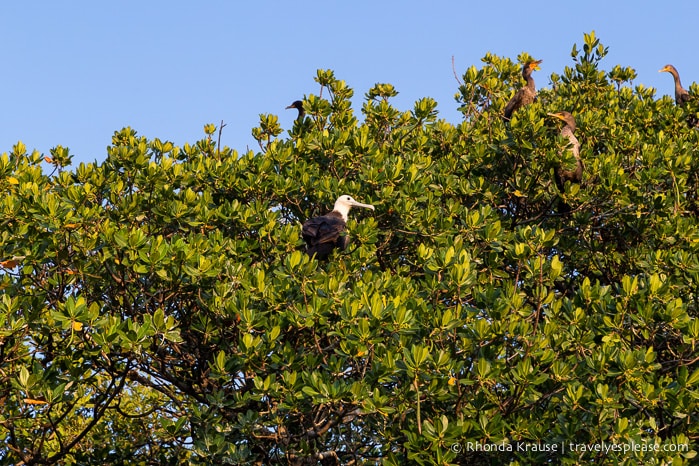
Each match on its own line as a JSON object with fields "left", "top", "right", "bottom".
{"left": 286, "top": 100, "right": 305, "bottom": 120}
{"left": 659, "top": 64, "right": 691, "bottom": 105}
{"left": 549, "top": 111, "right": 582, "bottom": 192}
{"left": 302, "top": 195, "right": 375, "bottom": 260}
{"left": 504, "top": 59, "right": 542, "bottom": 121}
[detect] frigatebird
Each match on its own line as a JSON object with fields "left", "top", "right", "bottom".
{"left": 286, "top": 100, "right": 305, "bottom": 120}
{"left": 302, "top": 195, "right": 375, "bottom": 260}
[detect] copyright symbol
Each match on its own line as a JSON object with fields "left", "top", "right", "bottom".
{"left": 450, "top": 442, "right": 462, "bottom": 453}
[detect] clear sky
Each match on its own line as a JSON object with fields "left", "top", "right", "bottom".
{"left": 2, "top": 1, "right": 696, "bottom": 166}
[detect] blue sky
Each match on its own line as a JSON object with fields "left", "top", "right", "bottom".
{"left": 1, "top": 1, "right": 696, "bottom": 166}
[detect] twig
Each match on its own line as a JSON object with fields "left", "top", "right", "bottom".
{"left": 217, "top": 120, "right": 227, "bottom": 157}
{"left": 414, "top": 376, "right": 422, "bottom": 434}
{"left": 452, "top": 55, "right": 463, "bottom": 86}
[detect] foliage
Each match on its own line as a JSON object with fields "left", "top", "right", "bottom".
{"left": 1, "top": 32, "right": 698, "bottom": 465}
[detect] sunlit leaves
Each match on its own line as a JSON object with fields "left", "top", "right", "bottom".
{"left": 1, "top": 32, "right": 699, "bottom": 466}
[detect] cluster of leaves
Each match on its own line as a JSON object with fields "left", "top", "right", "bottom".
{"left": 1, "top": 32, "right": 698, "bottom": 465}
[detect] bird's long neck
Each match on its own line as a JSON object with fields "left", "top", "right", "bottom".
{"left": 561, "top": 126, "right": 580, "bottom": 158}
{"left": 669, "top": 69, "right": 683, "bottom": 89}
{"left": 523, "top": 69, "right": 536, "bottom": 91}
{"left": 330, "top": 206, "right": 349, "bottom": 222}
{"left": 562, "top": 124, "right": 576, "bottom": 136}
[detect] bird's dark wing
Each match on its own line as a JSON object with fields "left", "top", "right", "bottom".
{"left": 678, "top": 90, "right": 692, "bottom": 105}
{"left": 302, "top": 215, "right": 345, "bottom": 245}
{"left": 302, "top": 214, "right": 347, "bottom": 259}
{"left": 503, "top": 90, "right": 524, "bottom": 120}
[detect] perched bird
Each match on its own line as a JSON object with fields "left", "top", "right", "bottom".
{"left": 659, "top": 64, "right": 691, "bottom": 105}
{"left": 504, "top": 59, "right": 542, "bottom": 121}
{"left": 548, "top": 111, "right": 582, "bottom": 192}
{"left": 286, "top": 100, "right": 305, "bottom": 120}
{"left": 302, "top": 195, "right": 375, "bottom": 260}
{"left": 659, "top": 64, "right": 697, "bottom": 127}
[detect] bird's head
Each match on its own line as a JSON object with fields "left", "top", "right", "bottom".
{"left": 286, "top": 100, "right": 305, "bottom": 120}
{"left": 659, "top": 64, "right": 677, "bottom": 75}
{"left": 333, "top": 195, "right": 375, "bottom": 221}
{"left": 521, "top": 59, "right": 542, "bottom": 79}
{"left": 526, "top": 59, "right": 542, "bottom": 72}
{"left": 548, "top": 111, "right": 576, "bottom": 131}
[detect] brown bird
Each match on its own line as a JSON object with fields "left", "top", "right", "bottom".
{"left": 548, "top": 111, "right": 582, "bottom": 192}
{"left": 504, "top": 59, "right": 542, "bottom": 121}
{"left": 659, "top": 64, "right": 691, "bottom": 105}
{"left": 286, "top": 100, "right": 305, "bottom": 120}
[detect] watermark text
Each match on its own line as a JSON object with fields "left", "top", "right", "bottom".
{"left": 450, "top": 441, "right": 690, "bottom": 455}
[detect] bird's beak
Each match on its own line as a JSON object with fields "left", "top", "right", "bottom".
{"left": 350, "top": 201, "right": 375, "bottom": 211}
{"left": 532, "top": 60, "right": 542, "bottom": 70}
{"left": 285, "top": 104, "right": 294, "bottom": 109}
{"left": 547, "top": 112, "right": 565, "bottom": 122}
{"left": 658, "top": 66, "right": 668, "bottom": 73}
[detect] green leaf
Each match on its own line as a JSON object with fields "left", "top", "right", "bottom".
{"left": 269, "top": 326, "right": 280, "bottom": 342}
{"left": 687, "top": 368, "right": 699, "bottom": 387}
{"left": 18, "top": 366, "right": 30, "bottom": 389}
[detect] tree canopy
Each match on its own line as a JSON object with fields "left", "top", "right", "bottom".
{"left": 1, "top": 32, "right": 698, "bottom": 465}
